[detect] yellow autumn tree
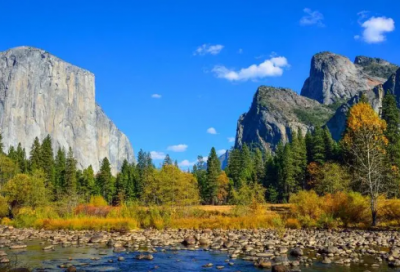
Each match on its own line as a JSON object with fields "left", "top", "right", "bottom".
{"left": 342, "top": 102, "right": 388, "bottom": 226}
{"left": 216, "top": 171, "right": 229, "bottom": 204}
{"left": 142, "top": 165, "right": 199, "bottom": 206}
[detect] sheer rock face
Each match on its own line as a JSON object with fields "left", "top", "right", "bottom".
{"left": 0, "top": 46, "right": 134, "bottom": 173}
{"left": 300, "top": 52, "right": 396, "bottom": 105}
{"left": 235, "top": 86, "right": 334, "bottom": 151}
{"left": 327, "top": 68, "right": 400, "bottom": 141}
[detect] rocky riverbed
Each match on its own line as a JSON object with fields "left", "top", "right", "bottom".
{"left": 1, "top": 226, "right": 400, "bottom": 271}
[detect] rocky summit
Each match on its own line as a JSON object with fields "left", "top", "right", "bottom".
{"left": 236, "top": 52, "right": 399, "bottom": 150}
{"left": 235, "top": 86, "right": 334, "bottom": 151}
{"left": 0, "top": 46, "right": 134, "bottom": 173}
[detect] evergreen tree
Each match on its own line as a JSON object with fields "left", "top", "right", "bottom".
{"left": 0, "top": 133, "right": 3, "bottom": 154}
{"left": 253, "top": 148, "right": 264, "bottom": 183}
{"left": 323, "top": 127, "right": 336, "bottom": 161}
{"left": 79, "top": 165, "right": 96, "bottom": 201}
{"left": 163, "top": 154, "right": 173, "bottom": 166}
{"left": 240, "top": 144, "right": 253, "bottom": 184}
{"left": 281, "top": 144, "right": 295, "bottom": 201}
{"left": 305, "top": 131, "right": 313, "bottom": 164}
{"left": 8, "top": 146, "right": 17, "bottom": 161}
{"left": 64, "top": 148, "right": 77, "bottom": 196}
{"left": 226, "top": 148, "right": 242, "bottom": 189}
{"left": 382, "top": 93, "right": 400, "bottom": 169}
{"left": 136, "top": 149, "right": 153, "bottom": 199}
{"left": 311, "top": 127, "right": 326, "bottom": 165}
{"left": 16, "top": 143, "right": 27, "bottom": 173}
{"left": 206, "top": 147, "right": 221, "bottom": 204}
{"left": 193, "top": 156, "right": 207, "bottom": 203}
{"left": 381, "top": 92, "right": 400, "bottom": 197}
{"left": 40, "top": 135, "right": 55, "bottom": 187}
{"left": 97, "top": 157, "right": 114, "bottom": 204}
{"left": 54, "top": 147, "right": 66, "bottom": 196}
{"left": 291, "top": 130, "right": 307, "bottom": 190}
{"left": 29, "top": 137, "right": 41, "bottom": 172}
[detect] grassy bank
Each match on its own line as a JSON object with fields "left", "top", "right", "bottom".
{"left": 4, "top": 192, "right": 400, "bottom": 231}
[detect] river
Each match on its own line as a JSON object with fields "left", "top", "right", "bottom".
{"left": 3, "top": 240, "right": 399, "bottom": 272}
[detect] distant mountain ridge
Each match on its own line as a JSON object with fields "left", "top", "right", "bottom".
{"left": 235, "top": 52, "right": 400, "bottom": 150}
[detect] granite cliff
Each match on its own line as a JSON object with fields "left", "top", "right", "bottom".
{"left": 0, "top": 46, "right": 134, "bottom": 173}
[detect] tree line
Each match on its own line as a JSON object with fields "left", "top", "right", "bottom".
{"left": 0, "top": 92, "right": 399, "bottom": 226}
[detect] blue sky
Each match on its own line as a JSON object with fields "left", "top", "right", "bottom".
{"left": 1, "top": 0, "right": 399, "bottom": 169}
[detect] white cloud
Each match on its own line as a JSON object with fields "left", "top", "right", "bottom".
{"left": 217, "top": 149, "right": 227, "bottom": 156}
{"left": 150, "top": 151, "right": 166, "bottom": 160}
{"left": 151, "top": 94, "right": 162, "bottom": 99}
{"left": 212, "top": 56, "right": 289, "bottom": 82}
{"left": 300, "top": 8, "right": 325, "bottom": 27}
{"left": 167, "top": 144, "right": 188, "bottom": 152}
{"left": 355, "top": 16, "right": 395, "bottom": 44}
{"left": 228, "top": 137, "right": 235, "bottom": 143}
{"left": 179, "top": 159, "right": 196, "bottom": 167}
{"left": 194, "top": 44, "right": 224, "bottom": 56}
{"left": 207, "top": 127, "right": 218, "bottom": 134}
{"left": 237, "top": 48, "right": 243, "bottom": 54}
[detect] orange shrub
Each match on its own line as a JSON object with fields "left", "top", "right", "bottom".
{"left": 286, "top": 218, "right": 301, "bottom": 229}
{"left": 75, "top": 204, "right": 119, "bottom": 217}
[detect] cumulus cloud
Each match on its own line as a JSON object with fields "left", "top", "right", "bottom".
{"left": 194, "top": 44, "right": 224, "bottom": 56}
{"left": 355, "top": 16, "right": 395, "bottom": 43}
{"left": 151, "top": 94, "right": 162, "bottom": 98}
{"left": 212, "top": 56, "right": 289, "bottom": 81}
{"left": 150, "top": 151, "right": 166, "bottom": 160}
{"left": 300, "top": 8, "right": 325, "bottom": 27}
{"left": 207, "top": 127, "right": 218, "bottom": 134}
{"left": 167, "top": 144, "right": 188, "bottom": 152}
{"left": 178, "top": 160, "right": 196, "bottom": 167}
{"left": 217, "top": 149, "right": 227, "bottom": 156}
{"left": 228, "top": 137, "right": 235, "bottom": 143}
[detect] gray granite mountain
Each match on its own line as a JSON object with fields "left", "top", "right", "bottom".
{"left": 0, "top": 46, "right": 134, "bottom": 173}
{"left": 300, "top": 52, "right": 398, "bottom": 105}
{"left": 327, "top": 68, "right": 400, "bottom": 140}
{"left": 235, "top": 52, "right": 399, "bottom": 151}
{"left": 235, "top": 86, "right": 334, "bottom": 151}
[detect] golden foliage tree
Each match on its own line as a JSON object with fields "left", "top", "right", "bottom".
{"left": 216, "top": 171, "right": 229, "bottom": 204}
{"left": 342, "top": 102, "right": 388, "bottom": 226}
{"left": 142, "top": 165, "right": 199, "bottom": 206}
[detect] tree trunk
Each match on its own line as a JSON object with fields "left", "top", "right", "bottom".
{"left": 372, "top": 209, "right": 378, "bottom": 227}
{"left": 371, "top": 198, "right": 378, "bottom": 227}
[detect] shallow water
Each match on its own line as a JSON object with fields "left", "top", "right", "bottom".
{"left": 3, "top": 240, "right": 400, "bottom": 272}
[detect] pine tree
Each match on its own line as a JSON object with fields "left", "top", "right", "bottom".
{"left": 206, "top": 147, "right": 221, "bottom": 204}
{"left": 281, "top": 144, "right": 295, "bottom": 202}
{"left": 240, "top": 144, "right": 253, "bottom": 184}
{"left": 305, "top": 131, "right": 313, "bottom": 164}
{"left": 226, "top": 148, "right": 242, "bottom": 189}
{"left": 382, "top": 93, "right": 400, "bottom": 169}
{"left": 163, "top": 154, "right": 173, "bottom": 166}
{"left": 64, "top": 147, "right": 77, "bottom": 196}
{"left": 193, "top": 156, "right": 207, "bottom": 203}
{"left": 253, "top": 148, "right": 265, "bottom": 183}
{"left": 381, "top": 92, "right": 400, "bottom": 197}
{"left": 54, "top": 147, "right": 66, "bottom": 196}
{"left": 0, "top": 133, "right": 3, "bottom": 154}
{"left": 136, "top": 149, "right": 153, "bottom": 199}
{"left": 323, "top": 127, "right": 336, "bottom": 161}
{"left": 311, "top": 127, "right": 326, "bottom": 165}
{"left": 29, "top": 137, "right": 41, "bottom": 172}
{"left": 16, "top": 143, "right": 27, "bottom": 173}
{"left": 40, "top": 135, "right": 55, "bottom": 187}
{"left": 8, "top": 146, "right": 17, "bottom": 161}
{"left": 291, "top": 130, "right": 307, "bottom": 190}
{"left": 97, "top": 157, "right": 114, "bottom": 204}
{"left": 79, "top": 165, "right": 96, "bottom": 201}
